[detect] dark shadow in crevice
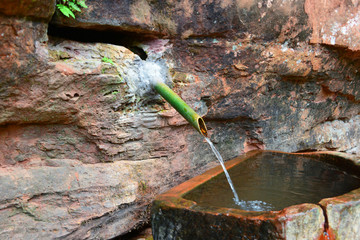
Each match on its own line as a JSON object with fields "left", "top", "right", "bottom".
{"left": 295, "top": 149, "right": 319, "bottom": 153}
{"left": 47, "top": 25, "right": 151, "bottom": 60}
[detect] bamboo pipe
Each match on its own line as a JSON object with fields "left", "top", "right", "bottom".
{"left": 153, "top": 82, "right": 208, "bottom": 137}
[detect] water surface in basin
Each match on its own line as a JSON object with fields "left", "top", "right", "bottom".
{"left": 184, "top": 152, "right": 360, "bottom": 211}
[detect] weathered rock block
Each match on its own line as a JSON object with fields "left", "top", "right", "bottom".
{"left": 320, "top": 188, "right": 360, "bottom": 240}
{"left": 50, "top": 0, "right": 309, "bottom": 40}
{"left": 305, "top": 0, "right": 360, "bottom": 51}
{"left": 0, "top": 0, "right": 55, "bottom": 20}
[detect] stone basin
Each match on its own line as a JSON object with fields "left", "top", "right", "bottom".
{"left": 151, "top": 150, "right": 360, "bottom": 240}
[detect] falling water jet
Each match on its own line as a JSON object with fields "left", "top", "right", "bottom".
{"left": 204, "top": 137, "right": 241, "bottom": 204}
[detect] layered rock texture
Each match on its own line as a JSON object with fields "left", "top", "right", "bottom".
{"left": 0, "top": 0, "right": 359, "bottom": 239}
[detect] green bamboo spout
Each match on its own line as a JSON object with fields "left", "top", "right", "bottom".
{"left": 153, "top": 82, "right": 208, "bottom": 137}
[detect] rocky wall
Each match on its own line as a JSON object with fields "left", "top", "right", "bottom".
{"left": 0, "top": 0, "right": 359, "bottom": 239}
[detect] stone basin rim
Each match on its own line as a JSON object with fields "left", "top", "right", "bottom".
{"left": 153, "top": 150, "right": 360, "bottom": 218}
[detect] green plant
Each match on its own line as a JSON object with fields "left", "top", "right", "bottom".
{"left": 57, "top": 0, "right": 88, "bottom": 19}
{"left": 138, "top": 180, "right": 148, "bottom": 193}
{"left": 101, "top": 57, "right": 115, "bottom": 66}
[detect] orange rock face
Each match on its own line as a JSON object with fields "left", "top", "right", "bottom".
{"left": 305, "top": 0, "right": 360, "bottom": 51}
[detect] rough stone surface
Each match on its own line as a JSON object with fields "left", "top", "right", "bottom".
{"left": 0, "top": 0, "right": 360, "bottom": 239}
{"left": 280, "top": 204, "right": 325, "bottom": 240}
{"left": 0, "top": 161, "right": 138, "bottom": 239}
{"left": 0, "top": 0, "right": 55, "bottom": 20}
{"left": 305, "top": 0, "right": 360, "bottom": 51}
{"left": 0, "top": 39, "right": 200, "bottom": 239}
{"left": 50, "top": 0, "right": 310, "bottom": 40}
{"left": 320, "top": 188, "right": 360, "bottom": 240}
{"left": 152, "top": 202, "right": 325, "bottom": 240}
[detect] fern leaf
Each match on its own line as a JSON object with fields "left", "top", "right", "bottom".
{"left": 68, "top": 1, "right": 81, "bottom": 12}
{"left": 57, "top": 4, "right": 76, "bottom": 18}
{"left": 77, "top": 0, "right": 88, "bottom": 9}
{"left": 68, "top": 10, "right": 76, "bottom": 18}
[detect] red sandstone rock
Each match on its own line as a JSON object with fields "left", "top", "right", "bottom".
{"left": 305, "top": 0, "right": 360, "bottom": 51}
{"left": 0, "top": 0, "right": 55, "bottom": 20}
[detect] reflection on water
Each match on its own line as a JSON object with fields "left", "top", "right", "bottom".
{"left": 183, "top": 152, "right": 360, "bottom": 211}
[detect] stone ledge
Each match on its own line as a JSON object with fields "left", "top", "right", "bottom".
{"left": 0, "top": 0, "right": 56, "bottom": 21}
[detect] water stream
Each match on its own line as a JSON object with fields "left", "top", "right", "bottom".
{"left": 204, "top": 137, "right": 241, "bottom": 204}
